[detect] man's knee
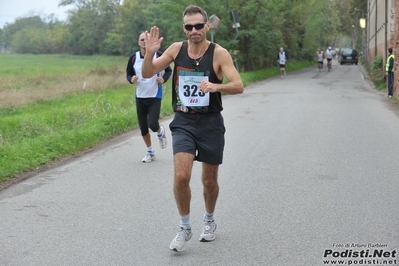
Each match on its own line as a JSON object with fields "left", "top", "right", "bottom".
{"left": 202, "top": 165, "right": 219, "bottom": 188}
{"left": 203, "top": 177, "right": 218, "bottom": 189}
{"left": 148, "top": 123, "right": 159, "bottom": 133}
{"left": 140, "top": 128, "right": 149, "bottom": 136}
{"left": 175, "top": 171, "right": 191, "bottom": 188}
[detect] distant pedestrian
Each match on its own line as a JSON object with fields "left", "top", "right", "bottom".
{"left": 126, "top": 32, "right": 172, "bottom": 162}
{"left": 277, "top": 47, "right": 288, "bottom": 78}
{"left": 326, "top": 47, "right": 333, "bottom": 71}
{"left": 317, "top": 49, "right": 324, "bottom": 71}
{"left": 386, "top": 47, "right": 395, "bottom": 98}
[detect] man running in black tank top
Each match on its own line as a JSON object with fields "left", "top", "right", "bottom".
{"left": 141, "top": 5, "right": 244, "bottom": 252}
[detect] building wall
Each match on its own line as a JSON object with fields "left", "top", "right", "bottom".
{"left": 367, "top": 0, "right": 396, "bottom": 96}
{"left": 367, "top": 0, "right": 395, "bottom": 62}
{"left": 394, "top": 0, "right": 398, "bottom": 96}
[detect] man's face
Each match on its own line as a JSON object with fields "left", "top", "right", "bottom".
{"left": 138, "top": 34, "right": 146, "bottom": 49}
{"left": 183, "top": 13, "right": 208, "bottom": 44}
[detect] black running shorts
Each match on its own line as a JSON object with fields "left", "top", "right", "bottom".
{"left": 169, "top": 112, "right": 225, "bottom": 165}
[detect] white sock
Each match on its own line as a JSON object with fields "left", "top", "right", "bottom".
{"left": 180, "top": 214, "right": 191, "bottom": 229}
{"left": 157, "top": 127, "right": 164, "bottom": 137}
{"left": 204, "top": 211, "right": 214, "bottom": 221}
{"left": 147, "top": 147, "right": 154, "bottom": 153}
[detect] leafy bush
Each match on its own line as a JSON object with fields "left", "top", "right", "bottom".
{"left": 369, "top": 55, "right": 386, "bottom": 89}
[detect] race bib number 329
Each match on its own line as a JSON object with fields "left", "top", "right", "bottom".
{"left": 178, "top": 76, "right": 210, "bottom": 107}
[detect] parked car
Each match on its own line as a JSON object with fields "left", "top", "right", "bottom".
{"left": 339, "top": 48, "right": 358, "bottom": 65}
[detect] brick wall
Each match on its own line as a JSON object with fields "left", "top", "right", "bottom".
{"left": 395, "top": 0, "right": 399, "bottom": 96}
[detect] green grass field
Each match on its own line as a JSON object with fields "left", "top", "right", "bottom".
{"left": 0, "top": 54, "right": 315, "bottom": 183}
{"left": 0, "top": 54, "right": 128, "bottom": 107}
{"left": 0, "top": 54, "right": 125, "bottom": 76}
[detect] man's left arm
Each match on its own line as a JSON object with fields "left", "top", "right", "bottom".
{"left": 388, "top": 57, "right": 394, "bottom": 72}
{"left": 199, "top": 46, "right": 244, "bottom": 95}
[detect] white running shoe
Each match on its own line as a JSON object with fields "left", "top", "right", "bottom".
{"left": 169, "top": 227, "right": 192, "bottom": 252}
{"left": 199, "top": 219, "right": 216, "bottom": 242}
{"left": 158, "top": 127, "right": 167, "bottom": 149}
{"left": 142, "top": 152, "right": 155, "bottom": 163}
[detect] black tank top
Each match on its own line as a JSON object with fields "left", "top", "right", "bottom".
{"left": 172, "top": 41, "right": 223, "bottom": 113}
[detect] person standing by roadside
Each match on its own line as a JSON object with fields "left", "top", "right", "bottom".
{"left": 126, "top": 32, "right": 172, "bottom": 162}
{"left": 386, "top": 47, "right": 395, "bottom": 98}
{"left": 141, "top": 5, "right": 244, "bottom": 252}
{"left": 277, "top": 47, "right": 288, "bottom": 78}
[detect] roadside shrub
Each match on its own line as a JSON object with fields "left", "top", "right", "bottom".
{"left": 369, "top": 55, "right": 386, "bottom": 89}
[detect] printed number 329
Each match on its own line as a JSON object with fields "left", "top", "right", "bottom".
{"left": 183, "top": 85, "right": 205, "bottom": 97}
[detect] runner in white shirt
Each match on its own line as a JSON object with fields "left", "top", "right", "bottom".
{"left": 277, "top": 47, "right": 288, "bottom": 78}
{"left": 317, "top": 49, "right": 324, "bottom": 72}
{"left": 325, "top": 46, "right": 333, "bottom": 71}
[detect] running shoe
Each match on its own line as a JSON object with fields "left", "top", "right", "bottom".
{"left": 142, "top": 152, "right": 155, "bottom": 163}
{"left": 199, "top": 219, "right": 217, "bottom": 242}
{"left": 169, "top": 226, "right": 192, "bottom": 252}
{"left": 158, "top": 126, "right": 167, "bottom": 149}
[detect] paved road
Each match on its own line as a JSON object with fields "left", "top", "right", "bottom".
{"left": 1, "top": 61, "right": 398, "bottom": 266}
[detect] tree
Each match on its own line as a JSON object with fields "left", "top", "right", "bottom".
{"left": 63, "top": 0, "right": 120, "bottom": 54}
{"left": 0, "top": 28, "right": 5, "bottom": 51}
{"left": 102, "top": 0, "right": 152, "bottom": 56}
{"left": 11, "top": 28, "right": 49, "bottom": 54}
{"left": 2, "top": 0, "right": 355, "bottom": 71}
{"left": 46, "top": 25, "right": 71, "bottom": 53}
{"left": 2, "top": 16, "right": 47, "bottom": 53}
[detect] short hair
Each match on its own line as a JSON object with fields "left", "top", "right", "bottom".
{"left": 138, "top": 32, "right": 145, "bottom": 41}
{"left": 388, "top": 47, "right": 393, "bottom": 54}
{"left": 182, "top": 5, "right": 208, "bottom": 22}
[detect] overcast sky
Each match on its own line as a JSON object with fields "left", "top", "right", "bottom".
{"left": 0, "top": 0, "right": 70, "bottom": 28}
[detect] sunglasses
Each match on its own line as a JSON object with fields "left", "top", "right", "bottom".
{"left": 184, "top": 22, "right": 206, "bottom": 31}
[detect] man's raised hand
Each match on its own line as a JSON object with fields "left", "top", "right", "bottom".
{"left": 145, "top": 26, "right": 164, "bottom": 54}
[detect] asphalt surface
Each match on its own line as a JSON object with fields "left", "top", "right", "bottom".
{"left": 1, "top": 61, "right": 398, "bottom": 266}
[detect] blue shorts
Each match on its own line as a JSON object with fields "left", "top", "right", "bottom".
{"left": 169, "top": 112, "right": 225, "bottom": 165}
